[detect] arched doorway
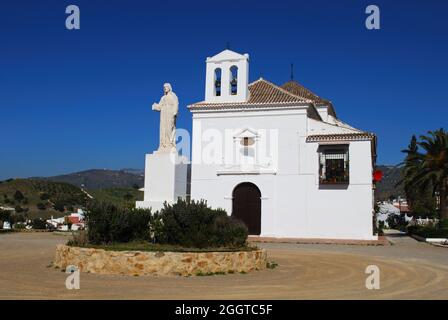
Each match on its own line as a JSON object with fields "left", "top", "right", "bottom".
{"left": 232, "top": 182, "right": 261, "bottom": 235}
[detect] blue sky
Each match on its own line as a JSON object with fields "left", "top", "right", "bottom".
{"left": 1, "top": 0, "right": 447, "bottom": 179}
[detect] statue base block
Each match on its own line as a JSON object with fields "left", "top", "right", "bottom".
{"left": 135, "top": 151, "right": 188, "bottom": 212}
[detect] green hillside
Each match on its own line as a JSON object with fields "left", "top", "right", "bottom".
{"left": 87, "top": 187, "right": 143, "bottom": 207}
{"left": 41, "top": 169, "right": 144, "bottom": 190}
{"left": 0, "top": 179, "right": 87, "bottom": 220}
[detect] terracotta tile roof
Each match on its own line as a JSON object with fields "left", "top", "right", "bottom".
{"left": 306, "top": 132, "right": 376, "bottom": 142}
{"left": 281, "top": 80, "right": 329, "bottom": 105}
{"left": 189, "top": 78, "right": 323, "bottom": 120}
{"left": 393, "top": 204, "right": 410, "bottom": 213}
{"left": 281, "top": 80, "right": 337, "bottom": 117}
{"left": 247, "top": 78, "right": 313, "bottom": 104}
{"left": 188, "top": 78, "right": 313, "bottom": 109}
{"left": 68, "top": 216, "right": 80, "bottom": 224}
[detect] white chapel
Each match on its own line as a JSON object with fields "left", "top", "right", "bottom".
{"left": 188, "top": 49, "right": 377, "bottom": 240}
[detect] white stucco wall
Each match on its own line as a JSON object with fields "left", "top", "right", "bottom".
{"left": 136, "top": 152, "right": 188, "bottom": 212}
{"left": 190, "top": 107, "right": 375, "bottom": 240}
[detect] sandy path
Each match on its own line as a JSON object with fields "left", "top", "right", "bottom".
{"left": 0, "top": 232, "right": 447, "bottom": 299}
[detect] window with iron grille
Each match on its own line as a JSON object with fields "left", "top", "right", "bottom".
{"left": 318, "top": 145, "right": 349, "bottom": 184}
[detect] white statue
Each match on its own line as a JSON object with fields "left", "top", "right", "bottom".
{"left": 152, "top": 83, "right": 179, "bottom": 152}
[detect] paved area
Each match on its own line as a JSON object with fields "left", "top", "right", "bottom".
{"left": 0, "top": 231, "right": 447, "bottom": 299}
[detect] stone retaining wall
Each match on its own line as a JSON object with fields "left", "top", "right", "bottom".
{"left": 54, "top": 245, "right": 267, "bottom": 276}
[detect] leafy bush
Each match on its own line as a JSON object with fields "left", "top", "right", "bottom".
{"left": 387, "top": 214, "right": 408, "bottom": 231}
{"left": 407, "top": 222, "right": 448, "bottom": 238}
{"left": 439, "top": 219, "right": 448, "bottom": 229}
{"left": 0, "top": 210, "right": 9, "bottom": 229}
{"left": 151, "top": 199, "right": 248, "bottom": 248}
{"left": 0, "top": 211, "right": 25, "bottom": 229}
{"left": 85, "top": 201, "right": 152, "bottom": 244}
{"left": 81, "top": 200, "right": 248, "bottom": 249}
{"left": 14, "top": 223, "right": 26, "bottom": 230}
{"left": 0, "top": 210, "right": 11, "bottom": 223}
{"left": 31, "top": 218, "right": 47, "bottom": 230}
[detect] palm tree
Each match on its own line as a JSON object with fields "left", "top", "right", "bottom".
{"left": 400, "top": 129, "right": 448, "bottom": 220}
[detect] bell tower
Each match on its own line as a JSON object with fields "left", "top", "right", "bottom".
{"left": 204, "top": 49, "right": 249, "bottom": 103}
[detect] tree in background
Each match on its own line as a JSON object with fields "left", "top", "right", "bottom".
{"left": 401, "top": 135, "right": 437, "bottom": 217}
{"left": 53, "top": 201, "right": 65, "bottom": 212}
{"left": 0, "top": 210, "right": 11, "bottom": 229}
{"left": 0, "top": 211, "right": 24, "bottom": 229}
{"left": 400, "top": 129, "right": 448, "bottom": 220}
{"left": 31, "top": 218, "right": 47, "bottom": 230}
{"left": 13, "top": 190, "right": 24, "bottom": 202}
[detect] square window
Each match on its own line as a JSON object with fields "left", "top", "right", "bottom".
{"left": 318, "top": 145, "right": 349, "bottom": 184}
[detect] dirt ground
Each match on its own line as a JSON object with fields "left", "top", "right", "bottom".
{"left": 0, "top": 232, "right": 447, "bottom": 299}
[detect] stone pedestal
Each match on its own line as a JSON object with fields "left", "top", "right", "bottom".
{"left": 136, "top": 151, "right": 188, "bottom": 212}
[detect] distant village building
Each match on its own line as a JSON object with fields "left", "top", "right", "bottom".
{"left": 1, "top": 206, "right": 15, "bottom": 229}
{"left": 46, "top": 208, "right": 85, "bottom": 231}
{"left": 392, "top": 199, "right": 410, "bottom": 214}
{"left": 0, "top": 206, "right": 15, "bottom": 212}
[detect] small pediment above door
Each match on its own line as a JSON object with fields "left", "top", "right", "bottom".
{"left": 233, "top": 127, "right": 259, "bottom": 140}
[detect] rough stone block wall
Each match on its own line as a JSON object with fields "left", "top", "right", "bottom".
{"left": 54, "top": 245, "right": 267, "bottom": 276}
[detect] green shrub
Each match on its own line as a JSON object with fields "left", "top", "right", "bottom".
{"left": 387, "top": 214, "right": 407, "bottom": 231}
{"left": 14, "top": 223, "right": 26, "bottom": 230}
{"left": 438, "top": 219, "right": 448, "bottom": 229}
{"left": 407, "top": 224, "right": 448, "bottom": 238}
{"left": 82, "top": 200, "right": 248, "bottom": 249}
{"left": 0, "top": 210, "right": 9, "bottom": 229}
{"left": 0, "top": 210, "right": 11, "bottom": 223}
{"left": 31, "top": 218, "right": 47, "bottom": 230}
{"left": 151, "top": 199, "right": 248, "bottom": 248}
{"left": 85, "top": 201, "right": 152, "bottom": 244}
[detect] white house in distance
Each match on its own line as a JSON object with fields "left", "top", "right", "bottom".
{"left": 188, "top": 49, "right": 377, "bottom": 240}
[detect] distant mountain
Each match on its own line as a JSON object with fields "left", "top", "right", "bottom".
{"left": 28, "top": 165, "right": 402, "bottom": 200}
{"left": 40, "top": 169, "right": 144, "bottom": 190}
{"left": 374, "top": 165, "right": 405, "bottom": 201}
{"left": 120, "top": 168, "right": 144, "bottom": 176}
